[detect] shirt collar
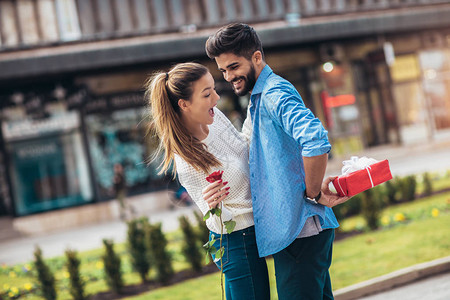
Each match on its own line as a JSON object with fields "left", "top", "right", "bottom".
{"left": 251, "top": 65, "right": 273, "bottom": 97}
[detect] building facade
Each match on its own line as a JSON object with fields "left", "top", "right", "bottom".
{"left": 1, "top": 0, "right": 450, "bottom": 218}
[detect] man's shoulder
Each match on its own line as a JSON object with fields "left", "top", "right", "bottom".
{"left": 262, "top": 72, "right": 296, "bottom": 96}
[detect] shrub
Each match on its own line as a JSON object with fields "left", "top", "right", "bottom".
{"left": 422, "top": 172, "right": 433, "bottom": 197}
{"left": 334, "top": 193, "right": 363, "bottom": 220}
{"left": 127, "top": 217, "right": 151, "bottom": 283}
{"left": 146, "top": 223, "right": 174, "bottom": 284}
{"left": 102, "top": 239, "right": 124, "bottom": 294}
{"left": 34, "top": 246, "right": 57, "bottom": 300}
{"left": 179, "top": 215, "right": 203, "bottom": 272}
{"left": 400, "top": 175, "right": 417, "bottom": 202}
{"left": 385, "top": 178, "right": 398, "bottom": 204}
{"left": 361, "top": 187, "right": 384, "bottom": 230}
{"left": 65, "top": 249, "right": 86, "bottom": 300}
{"left": 193, "top": 210, "right": 210, "bottom": 243}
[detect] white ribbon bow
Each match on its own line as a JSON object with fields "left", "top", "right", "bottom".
{"left": 341, "top": 156, "right": 379, "bottom": 188}
{"left": 341, "top": 156, "right": 378, "bottom": 175}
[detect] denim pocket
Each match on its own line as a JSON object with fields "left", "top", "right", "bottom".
{"left": 210, "top": 233, "right": 229, "bottom": 269}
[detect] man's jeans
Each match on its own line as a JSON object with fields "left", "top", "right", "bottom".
{"left": 210, "top": 226, "right": 270, "bottom": 300}
{"left": 273, "top": 229, "right": 335, "bottom": 300}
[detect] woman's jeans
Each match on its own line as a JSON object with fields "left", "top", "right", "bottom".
{"left": 209, "top": 226, "right": 270, "bottom": 300}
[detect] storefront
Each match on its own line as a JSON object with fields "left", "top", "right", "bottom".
{"left": 0, "top": 82, "right": 175, "bottom": 217}
{"left": 1, "top": 101, "right": 93, "bottom": 216}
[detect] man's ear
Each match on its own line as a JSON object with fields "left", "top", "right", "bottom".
{"left": 178, "top": 99, "right": 190, "bottom": 112}
{"left": 252, "top": 51, "right": 263, "bottom": 65}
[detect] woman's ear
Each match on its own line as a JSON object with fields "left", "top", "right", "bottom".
{"left": 178, "top": 99, "right": 190, "bottom": 112}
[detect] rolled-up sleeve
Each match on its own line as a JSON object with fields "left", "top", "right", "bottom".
{"left": 264, "top": 83, "right": 331, "bottom": 157}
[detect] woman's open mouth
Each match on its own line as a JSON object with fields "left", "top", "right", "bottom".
{"left": 209, "top": 108, "right": 215, "bottom": 117}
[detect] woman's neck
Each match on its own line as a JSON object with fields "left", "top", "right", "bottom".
{"left": 181, "top": 116, "right": 209, "bottom": 141}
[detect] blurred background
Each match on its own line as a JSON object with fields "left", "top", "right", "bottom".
{"left": 0, "top": 0, "right": 449, "bottom": 234}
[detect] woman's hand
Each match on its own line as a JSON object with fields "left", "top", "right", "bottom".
{"left": 202, "top": 180, "right": 229, "bottom": 209}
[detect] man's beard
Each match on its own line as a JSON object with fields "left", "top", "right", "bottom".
{"left": 231, "top": 65, "right": 257, "bottom": 96}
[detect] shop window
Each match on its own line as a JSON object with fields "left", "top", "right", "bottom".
{"left": 85, "top": 108, "right": 167, "bottom": 201}
{"left": 8, "top": 131, "right": 92, "bottom": 216}
{"left": 420, "top": 50, "right": 450, "bottom": 134}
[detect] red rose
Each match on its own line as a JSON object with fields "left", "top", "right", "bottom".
{"left": 206, "top": 170, "right": 223, "bottom": 183}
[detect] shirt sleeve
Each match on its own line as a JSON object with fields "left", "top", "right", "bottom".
{"left": 264, "top": 82, "right": 331, "bottom": 157}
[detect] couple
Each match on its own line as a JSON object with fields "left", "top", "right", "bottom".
{"left": 146, "top": 23, "right": 350, "bottom": 300}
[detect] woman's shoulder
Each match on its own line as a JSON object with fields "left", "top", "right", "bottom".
{"left": 212, "top": 108, "right": 241, "bottom": 135}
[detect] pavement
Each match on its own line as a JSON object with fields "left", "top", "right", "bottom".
{"left": 360, "top": 272, "right": 450, "bottom": 300}
{"left": 0, "top": 139, "right": 449, "bottom": 298}
{"left": 334, "top": 256, "right": 450, "bottom": 300}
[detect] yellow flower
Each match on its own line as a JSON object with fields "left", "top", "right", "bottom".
{"left": 3, "top": 283, "right": 9, "bottom": 290}
{"left": 394, "top": 213, "right": 406, "bottom": 222}
{"left": 9, "top": 271, "right": 17, "bottom": 278}
{"left": 24, "top": 264, "right": 31, "bottom": 271}
{"left": 96, "top": 261, "right": 104, "bottom": 269}
{"left": 63, "top": 271, "right": 70, "bottom": 278}
{"left": 381, "top": 216, "right": 390, "bottom": 225}
{"left": 431, "top": 208, "right": 439, "bottom": 218}
{"left": 24, "top": 283, "right": 33, "bottom": 291}
{"left": 11, "top": 286, "right": 19, "bottom": 294}
{"left": 8, "top": 291, "right": 14, "bottom": 298}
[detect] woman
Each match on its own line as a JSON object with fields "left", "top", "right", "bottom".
{"left": 146, "top": 62, "right": 269, "bottom": 299}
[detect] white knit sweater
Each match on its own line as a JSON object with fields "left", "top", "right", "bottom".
{"left": 174, "top": 108, "right": 254, "bottom": 234}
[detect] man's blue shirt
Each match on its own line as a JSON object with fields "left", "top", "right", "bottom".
{"left": 248, "top": 65, "right": 339, "bottom": 257}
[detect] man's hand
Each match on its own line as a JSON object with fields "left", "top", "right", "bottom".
{"left": 318, "top": 176, "right": 350, "bottom": 208}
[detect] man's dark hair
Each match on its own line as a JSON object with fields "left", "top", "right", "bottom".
{"left": 205, "top": 23, "right": 264, "bottom": 61}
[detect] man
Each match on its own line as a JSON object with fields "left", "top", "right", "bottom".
{"left": 206, "top": 23, "right": 350, "bottom": 299}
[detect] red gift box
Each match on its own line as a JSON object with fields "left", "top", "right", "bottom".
{"left": 332, "top": 160, "right": 392, "bottom": 197}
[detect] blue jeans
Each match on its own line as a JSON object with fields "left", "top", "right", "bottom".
{"left": 273, "top": 229, "right": 335, "bottom": 300}
{"left": 209, "top": 226, "right": 270, "bottom": 300}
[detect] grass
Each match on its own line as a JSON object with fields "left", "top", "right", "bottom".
{"left": 2, "top": 192, "right": 449, "bottom": 300}
{"left": 339, "top": 190, "right": 450, "bottom": 232}
{"left": 124, "top": 192, "right": 450, "bottom": 300}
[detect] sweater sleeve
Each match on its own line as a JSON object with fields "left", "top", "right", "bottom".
{"left": 240, "top": 105, "right": 252, "bottom": 145}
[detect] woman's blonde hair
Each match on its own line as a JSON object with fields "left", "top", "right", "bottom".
{"left": 145, "top": 62, "right": 221, "bottom": 175}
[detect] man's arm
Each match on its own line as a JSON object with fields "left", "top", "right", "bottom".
{"left": 303, "top": 154, "right": 328, "bottom": 198}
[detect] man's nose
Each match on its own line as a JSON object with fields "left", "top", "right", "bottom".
{"left": 224, "top": 71, "right": 233, "bottom": 82}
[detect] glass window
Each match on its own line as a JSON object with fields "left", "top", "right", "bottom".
{"left": 8, "top": 131, "right": 92, "bottom": 216}
{"left": 420, "top": 50, "right": 450, "bottom": 133}
{"left": 85, "top": 107, "right": 167, "bottom": 201}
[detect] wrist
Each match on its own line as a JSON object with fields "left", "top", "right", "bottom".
{"left": 305, "top": 190, "right": 322, "bottom": 205}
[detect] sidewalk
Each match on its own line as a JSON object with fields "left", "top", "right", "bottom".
{"left": 335, "top": 256, "right": 450, "bottom": 300}
{"left": 0, "top": 206, "right": 198, "bottom": 265}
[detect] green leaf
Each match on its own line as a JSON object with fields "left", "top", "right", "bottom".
{"left": 215, "top": 208, "right": 222, "bottom": 217}
{"left": 203, "top": 211, "right": 211, "bottom": 221}
{"left": 215, "top": 247, "right": 224, "bottom": 259}
{"left": 224, "top": 220, "right": 236, "bottom": 234}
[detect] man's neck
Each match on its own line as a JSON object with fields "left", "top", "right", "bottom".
{"left": 249, "top": 62, "right": 267, "bottom": 95}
